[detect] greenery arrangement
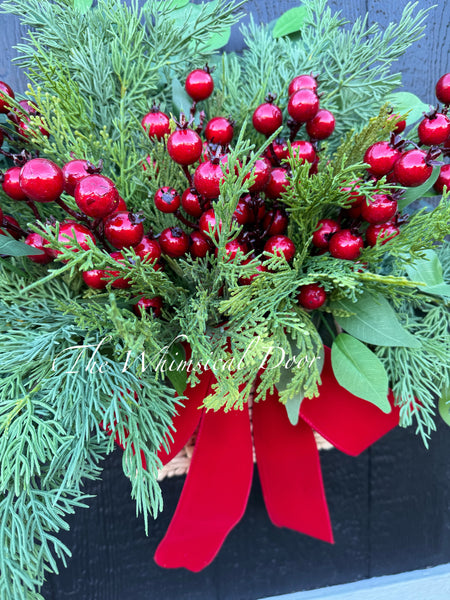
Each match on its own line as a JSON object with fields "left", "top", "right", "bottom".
{"left": 0, "top": 0, "right": 449, "bottom": 597}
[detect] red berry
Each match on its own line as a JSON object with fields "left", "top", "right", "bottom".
{"left": 133, "top": 297, "right": 163, "bottom": 318}
{"left": 388, "top": 114, "right": 406, "bottom": 135}
{"left": 262, "top": 208, "right": 288, "bottom": 235}
{"left": 0, "top": 214, "right": 22, "bottom": 239}
{"left": 298, "top": 283, "right": 327, "bottom": 310}
{"left": 366, "top": 222, "right": 400, "bottom": 247}
{"left": 108, "top": 251, "right": 132, "bottom": 289}
{"left": 75, "top": 174, "right": 119, "bottom": 217}
{"left": 341, "top": 181, "right": 365, "bottom": 207}
{"left": 434, "top": 164, "right": 450, "bottom": 194}
{"left": 53, "top": 222, "right": 96, "bottom": 258}
{"left": 215, "top": 239, "right": 248, "bottom": 262}
{"left": 393, "top": 149, "right": 433, "bottom": 187}
{"left": 2, "top": 166, "right": 28, "bottom": 201}
{"left": 246, "top": 157, "right": 272, "bottom": 192}
{"left": 312, "top": 219, "right": 340, "bottom": 249}
{"left": 190, "top": 231, "right": 210, "bottom": 258}
{"left": 181, "top": 188, "right": 204, "bottom": 217}
{"left": 288, "top": 75, "right": 318, "bottom": 96}
{"left": 239, "top": 261, "right": 267, "bottom": 285}
{"left": 360, "top": 194, "right": 397, "bottom": 224}
{"left": 167, "top": 128, "right": 202, "bottom": 165}
{"left": 62, "top": 160, "right": 91, "bottom": 196}
{"left": 199, "top": 208, "right": 222, "bottom": 239}
{"left": 244, "top": 194, "right": 266, "bottom": 224}
{"left": 265, "top": 167, "right": 290, "bottom": 199}
{"left": 24, "top": 232, "right": 53, "bottom": 264}
{"left": 329, "top": 229, "right": 363, "bottom": 260}
{"left": 104, "top": 211, "right": 144, "bottom": 249}
{"left": 265, "top": 139, "right": 289, "bottom": 165}
{"left": 288, "top": 89, "right": 319, "bottom": 123}
{"left": 418, "top": 113, "right": 450, "bottom": 146}
{"left": 252, "top": 102, "right": 283, "bottom": 136}
{"left": 204, "top": 117, "right": 234, "bottom": 145}
{"left": 134, "top": 235, "right": 162, "bottom": 264}
{"left": 264, "top": 235, "right": 296, "bottom": 262}
{"left": 364, "top": 142, "right": 401, "bottom": 177}
{"left": 154, "top": 186, "right": 180, "bottom": 213}
{"left": 232, "top": 198, "right": 253, "bottom": 225}
{"left": 141, "top": 109, "right": 170, "bottom": 140}
{"left": 193, "top": 159, "right": 226, "bottom": 200}
{"left": 82, "top": 269, "right": 108, "bottom": 289}
{"left": 159, "top": 227, "right": 189, "bottom": 258}
{"left": 436, "top": 73, "right": 450, "bottom": 105}
{"left": 306, "top": 109, "right": 335, "bottom": 140}
{"left": 0, "top": 81, "right": 14, "bottom": 114}
{"left": 185, "top": 68, "right": 214, "bottom": 101}
{"left": 290, "top": 140, "right": 317, "bottom": 164}
{"left": 19, "top": 158, "right": 64, "bottom": 203}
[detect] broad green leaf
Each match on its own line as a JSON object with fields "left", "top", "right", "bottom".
{"left": 405, "top": 250, "right": 443, "bottom": 287}
{"left": 423, "top": 283, "right": 450, "bottom": 298}
{"left": 387, "top": 91, "right": 429, "bottom": 126}
{"left": 331, "top": 334, "right": 391, "bottom": 413}
{"left": 171, "top": 77, "right": 193, "bottom": 118}
{"left": 73, "top": 0, "right": 93, "bottom": 13}
{"left": 0, "top": 236, "right": 44, "bottom": 257}
{"left": 272, "top": 6, "right": 308, "bottom": 39}
{"left": 200, "top": 27, "right": 231, "bottom": 52}
{"left": 166, "top": 0, "right": 190, "bottom": 8}
{"left": 439, "top": 389, "right": 450, "bottom": 427}
{"left": 278, "top": 338, "right": 324, "bottom": 426}
{"left": 397, "top": 167, "right": 441, "bottom": 210}
{"left": 165, "top": 342, "right": 188, "bottom": 396}
{"left": 332, "top": 291, "right": 420, "bottom": 348}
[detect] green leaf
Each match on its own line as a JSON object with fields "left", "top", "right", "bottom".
{"left": 73, "top": 0, "right": 93, "bottom": 13}
{"left": 166, "top": 0, "right": 191, "bottom": 8}
{"left": 405, "top": 249, "right": 443, "bottom": 287}
{"left": 331, "top": 334, "right": 391, "bottom": 413}
{"left": 387, "top": 91, "right": 429, "bottom": 126}
{"left": 0, "top": 236, "right": 44, "bottom": 257}
{"left": 332, "top": 291, "right": 420, "bottom": 348}
{"left": 171, "top": 77, "right": 193, "bottom": 118}
{"left": 438, "top": 388, "right": 450, "bottom": 427}
{"left": 164, "top": 342, "right": 188, "bottom": 396}
{"left": 272, "top": 6, "right": 308, "bottom": 39}
{"left": 423, "top": 283, "right": 450, "bottom": 298}
{"left": 200, "top": 27, "right": 231, "bottom": 52}
{"left": 397, "top": 167, "right": 441, "bottom": 210}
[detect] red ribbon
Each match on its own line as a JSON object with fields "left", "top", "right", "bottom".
{"left": 108, "top": 346, "right": 400, "bottom": 571}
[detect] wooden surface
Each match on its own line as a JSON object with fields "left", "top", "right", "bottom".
{"left": 1, "top": 1, "right": 450, "bottom": 599}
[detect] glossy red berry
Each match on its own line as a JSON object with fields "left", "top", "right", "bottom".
{"left": 215, "top": 239, "right": 248, "bottom": 262}
{"left": 108, "top": 251, "right": 132, "bottom": 289}
{"left": 298, "top": 284, "right": 327, "bottom": 310}
{"left": 2, "top": 166, "right": 28, "bottom": 201}
{"left": 104, "top": 211, "right": 144, "bottom": 249}
{"left": 266, "top": 139, "right": 289, "bottom": 165}
{"left": 82, "top": 269, "right": 108, "bottom": 290}
{"left": 25, "top": 232, "right": 53, "bottom": 264}
{"left": 0, "top": 81, "right": 14, "bottom": 114}
{"left": 154, "top": 186, "right": 180, "bottom": 213}
{"left": 360, "top": 194, "right": 397, "bottom": 224}
{"left": 288, "top": 89, "right": 319, "bottom": 123}
{"left": 290, "top": 140, "right": 317, "bottom": 164}
{"left": 341, "top": 181, "right": 365, "bottom": 207}
{"left": 19, "top": 158, "right": 64, "bottom": 203}
{"left": 246, "top": 157, "right": 272, "bottom": 192}
{"left": 393, "top": 149, "right": 433, "bottom": 187}
{"left": 181, "top": 188, "right": 204, "bottom": 217}
{"left": 239, "top": 261, "right": 268, "bottom": 285}
{"left": 244, "top": 195, "right": 266, "bottom": 224}
{"left": 365, "top": 222, "right": 400, "bottom": 247}
{"left": 133, "top": 297, "right": 163, "bottom": 318}
{"left": 134, "top": 235, "right": 161, "bottom": 265}
{"left": 418, "top": 113, "right": 450, "bottom": 146}
{"left": 232, "top": 198, "right": 253, "bottom": 225}
{"left": 54, "top": 222, "right": 96, "bottom": 257}
{"left": 167, "top": 128, "right": 203, "bottom": 165}
{"left": 205, "top": 117, "right": 234, "bottom": 145}
{"left": 252, "top": 102, "right": 283, "bottom": 136}
{"left": 264, "top": 235, "right": 296, "bottom": 262}
{"left": 199, "top": 208, "right": 222, "bottom": 239}
{"left": 75, "top": 174, "right": 119, "bottom": 217}
{"left": 141, "top": 109, "right": 170, "bottom": 140}
{"left": 436, "top": 73, "right": 450, "bottom": 105}
{"left": 0, "top": 214, "right": 22, "bottom": 239}
{"left": 194, "top": 159, "right": 226, "bottom": 200}
{"left": 190, "top": 231, "right": 210, "bottom": 258}
{"left": 329, "top": 229, "right": 363, "bottom": 260}
{"left": 388, "top": 114, "right": 406, "bottom": 135}
{"left": 306, "top": 109, "right": 336, "bottom": 140}
{"left": 185, "top": 68, "right": 214, "bottom": 101}
{"left": 262, "top": 208, "right": 288, "bottom": 235}
{"left": 364, "top": 142, "right": 401, "bottom": 177}
{"left": 434, "top": 164, "right": 450, "bottom": 194}
{"left": 288, "top": 74, "right": 318, "bottom": 96}
{"left": 159, "top": 227, "right": 189, "bottom": 258}
{"left": 265, "top": 167, "right": 290, "bottom": 199}
{"left": 62, "top": 160, "right": 91, "bottom": 196}
{"left": 312, "top": 219, "right": 340, "bottom": 249}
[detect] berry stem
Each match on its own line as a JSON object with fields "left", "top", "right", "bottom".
{"left": 182, "top": 165, "right": 193, "bottom": 187}
{"left": 26, "top": 200, "right": 41, "bottom": 220}
{"left": 288, "top": 121, "right": 301, "bottom": 142}
{"left": 55, "top": 198, "right": 91, "bottom": 224}
{"left": 92, "top": 218, "right": 114, "bottom": 251}
{"left": 174, "top": 209, "right": 197, "bottom": 229}
{"left": 267, "top": 142, "right": 281, "bottom": 167}
{"left": 190, "top": 101, "right": 197, "bottom": 120}
{"left": 1, "top": 217, "right": 27, "bottom": 238}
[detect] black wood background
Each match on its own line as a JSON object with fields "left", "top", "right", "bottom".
{"left": 1, "top": 1, "right": 450, "bottom": 598}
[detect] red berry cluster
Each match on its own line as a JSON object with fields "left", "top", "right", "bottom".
{"left": 0, "top": 81, "right": 49, "bottom": 140}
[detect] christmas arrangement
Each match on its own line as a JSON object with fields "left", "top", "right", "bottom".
{"left": 0, "top": 0, "right": 449, "bottom": 596}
